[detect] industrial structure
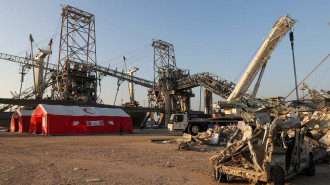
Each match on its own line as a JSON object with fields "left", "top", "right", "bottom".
{"left": 0, "top": 5, "right": 328, "bottom": 130}
{"left": 145, "top": 15, "right": 297, "bottom": 127}
{"left": 51, "top": 5, "right": 98, "bottom": 102}
{"left": 0, "top": 5, "right": 155, "bottom": 127}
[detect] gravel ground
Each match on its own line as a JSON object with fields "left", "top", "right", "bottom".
{"left": 0, "top": 129, "right": 329, "bottom": 185}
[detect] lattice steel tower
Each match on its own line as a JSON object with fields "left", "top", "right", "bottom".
{"left": 152, "top": 39, "right": 177, "bottom": 88}
{"left": 52, "top": 5, "right": 97, "bottom": 102}
{"left": 148, "top": 39, "right": 193, "bottom": 127}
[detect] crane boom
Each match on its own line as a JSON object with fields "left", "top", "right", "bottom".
{"left": 227, "top": 14, "right": 297, "bottom": 103}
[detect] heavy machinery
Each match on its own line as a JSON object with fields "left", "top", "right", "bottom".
{"left": 122, "top": 56, "right": 140, "bottom": 107}
{"left": 165, "top": 14, "right": 297, "bottom": 133}
{"left": 227, "top": 14, "right": 297, "bottom": 106}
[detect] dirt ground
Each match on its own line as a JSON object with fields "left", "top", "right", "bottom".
{"left": 0, "top": 129, "right": 329, "bottom": 185}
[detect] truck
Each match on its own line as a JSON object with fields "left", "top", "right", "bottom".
{"left": 167, "top": 113, "right": 211, "bottom": 132}
{"left": 184, "top": 116, "right": 243, "bottom": 136}
{"left": 168, "top": 112, "right": 242, "bottom": 136}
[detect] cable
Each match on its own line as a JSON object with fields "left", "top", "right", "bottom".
{"left": 110, "top": 50, "right": 153, "bottom": 70}
{"left": 124, "top": 50, "right": 153, "bottom": 65}
{"left": 100, "top": 47, "right": 151, "bottom": 67}
{"left": 289, "top": 30, "right": 300, "bottom": 112}
{"left": 313, "top": 66, "right": 330, "bottom": 88}
{"left": 52, "top": 15, "right": 61, "bottom": 41}
{"left": 285, "top": 54, "right": 330, "bottom": 99}
{"left": 99, "top": 44, "right": 150, "bottom": 64}
{"left": 233, "top": 42, "right": 264, "bottom": 83}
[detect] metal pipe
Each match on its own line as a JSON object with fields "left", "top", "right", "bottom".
{"left": 289, "top": 31, "right": 300, "bottom": 113}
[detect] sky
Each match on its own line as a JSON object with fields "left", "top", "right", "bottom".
{"left": 0, "top": 0, "right": 329, "bottom": 110}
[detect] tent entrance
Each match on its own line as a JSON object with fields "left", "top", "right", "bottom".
{"left": 14, "top": 118, "right": 19, "bottom": 132}
{"left": 35, "top": 116, "right": 43, "bottom": 134}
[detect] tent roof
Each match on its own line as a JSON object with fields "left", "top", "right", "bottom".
{"left": 38, "top": 104, "right": 130, "bottom": 117}
{"left": 17, "top": 109, "right": 34, "bottom": 116}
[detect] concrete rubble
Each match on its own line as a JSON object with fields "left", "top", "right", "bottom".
{"left": 301, "top": 110, "right": 330, "bottom": 155}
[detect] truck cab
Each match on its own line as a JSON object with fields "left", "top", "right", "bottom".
{"left": 168, "top": 113, "right": 187, "bottom": 131}
{"left": 168, "top": 113, "right": 212, "bottom": 132}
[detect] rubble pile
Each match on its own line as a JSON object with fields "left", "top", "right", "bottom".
{"left": 178, "top": 125, "right": 241, "bottom": 150}
{"left": 209, "top": 111, "right": 328, "bottom": 184}
{"left": 302, "top": 111, "right": 330, "bottom": 153}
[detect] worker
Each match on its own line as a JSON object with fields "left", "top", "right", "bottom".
{"left": 140, "top": 122, "right": 144, "bottom": 130}
{"left": 120, "top": 120, "right": 123, "bottom": 135}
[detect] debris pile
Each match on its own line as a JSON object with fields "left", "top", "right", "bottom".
{"left": 302, "top": 111, "right": 330, "bottom": 154}
{"left": 178, "top": 125, "right": 242, "bottom": 150}
{"left": 209, "top": 110, "right": 328, "bottom": 184}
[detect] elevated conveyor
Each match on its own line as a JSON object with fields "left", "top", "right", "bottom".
{"left": 176, "top": 72, "right": 268, "bottom": 106}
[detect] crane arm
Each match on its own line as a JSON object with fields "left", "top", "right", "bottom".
{"left": 227, "top": 14, "right": 297, "bottom": 103}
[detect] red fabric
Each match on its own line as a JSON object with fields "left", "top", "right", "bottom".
{"left": 10, "top": 111, "right": 32, "bottom": 132}
{"left": 29, "top": 105, "right": 133, "bottom": 135}
{"left": 9, "top": 116, "right": 18, "bottom": 132}
{"left": 29, "top": 106, "right": 44, "bottom": 134}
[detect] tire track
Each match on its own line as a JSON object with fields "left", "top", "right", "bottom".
{"left": 49, "top": 162, "right": 62, "bottom": 184}
{"left": 0, "top": 156, "right": 35, "bottom": 185}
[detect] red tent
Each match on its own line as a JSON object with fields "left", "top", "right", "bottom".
{"left": 10, "top": 109, "right": 34, "bottom": 132}
{"left": 29, "top": 104, "right": 133, "bottom": 135}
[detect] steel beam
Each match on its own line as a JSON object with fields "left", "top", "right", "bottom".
{"left": 0, "top": 98, "right": 163, "bottom": 113}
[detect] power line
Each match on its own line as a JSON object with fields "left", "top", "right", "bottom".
{"left": 109, "top": 50, "right": 153, "bottom": 69}
{"left": 285, "top": 53, "right": 330, "bottom": 99}
{"left": 99, "top": 44, "right": 150, "bottom": 64}
{"left": 233, "top": 42, "right": 264, "bottom": 83}
{"left": 313, "top": 65, "right": 330, "bottom": 88}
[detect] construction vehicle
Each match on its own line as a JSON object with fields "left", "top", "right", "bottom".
{"left": 227, "top": 15, "right": 296, "bottom": 107}
{"left": 168, "top": 14, "right": 297, "bottom": 134}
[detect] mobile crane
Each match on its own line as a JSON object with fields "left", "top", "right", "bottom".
{"left": 174, "top": 14, "right": 297, "bottom": 135}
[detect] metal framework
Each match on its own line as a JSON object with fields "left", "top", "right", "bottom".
{"left": 147, "top": 39, "right": 193, "bottom": 127}
{"left": 176, "top": 72, "right": 268, "bottom": 106}
{"left": 0, "top": 98, "right": 163, "bottom": 113}
{"left": 0, "top": 52, "right": 56, "bottom": 71}
{"left": 292, "top": 83, "right": 330, "bottom": 112}
{"left": 152, "top": 39, "right": 177, "bottom": 88}
{"left": 53, "top": 5, "right": 98, "bottom": 102}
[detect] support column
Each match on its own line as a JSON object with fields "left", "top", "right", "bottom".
{"left": 186, "top": 95, "right": 191, "bottom": 112}
{"left": 204, "top": 88, "right": 212, "bottom": 114}
{"left": 164, "top": 90, "right": 171, "bottom": 128}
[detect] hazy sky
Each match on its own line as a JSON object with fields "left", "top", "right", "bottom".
{"left": 0, "top": 0, "right": 329, "bottom": 110}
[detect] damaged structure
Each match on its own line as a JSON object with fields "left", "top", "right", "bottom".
{"left": 210, "top": 110, "right": 326, "bottom": 184}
